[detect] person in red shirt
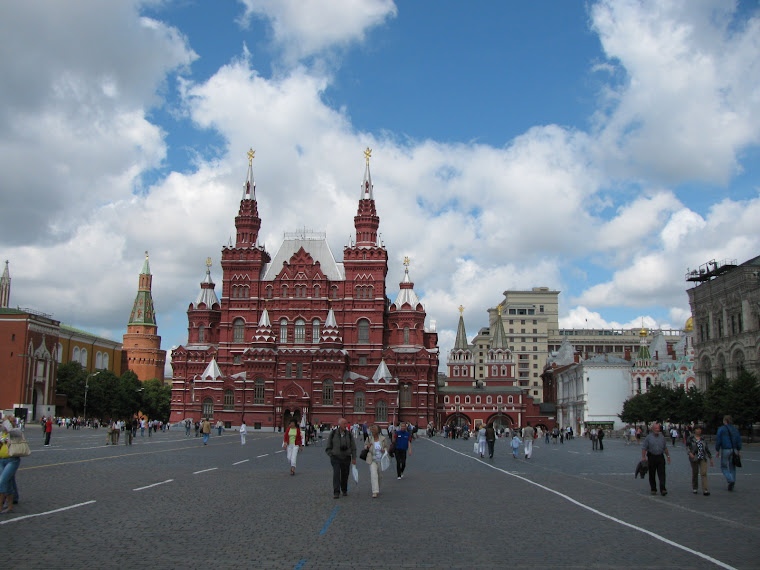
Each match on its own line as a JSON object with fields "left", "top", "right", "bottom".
{"left": 44, "top": 417, "right": 53, "bottom": 446}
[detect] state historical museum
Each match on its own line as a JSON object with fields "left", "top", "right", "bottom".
{"left": 170, "top": 150, "right": 439, "bottom": 430}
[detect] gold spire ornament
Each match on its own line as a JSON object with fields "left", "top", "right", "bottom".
{"left": 364, "top": 147, "right": 372, "bottom": 165}
{"left": 145, "top": 250, "right": 149, "bottom": 259}
{"left": 206, "top": 257, "right": 212, "bottom": 268}
{"left": 458, "top": 305, "right": 465, "bottom": 315}
{"left": 247, "top": 148, "right": 255, "bottom": 165}
{"left": 403, "top": 256, "right": 410, "bottom": 268}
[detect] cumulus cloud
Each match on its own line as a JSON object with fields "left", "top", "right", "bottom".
{"left": 237, "top": 0, "right": 397, "bottom": 63}
{"left": 0, "top": 1, "right": 196, "bottom": 245}
{"left": 591, "top": 0, "right": 760, "bottom": 185}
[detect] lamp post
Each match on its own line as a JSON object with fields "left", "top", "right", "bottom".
{"left": 83, "top": 371, "right": 101, "bottom": 421}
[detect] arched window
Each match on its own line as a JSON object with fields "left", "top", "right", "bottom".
{"left": 80, "top": 348, "right": 88, "bottom": 366}
{"left": 476, "top": 396, "right": 481, "bottom": 404}
{"left": 508, "top": 396, "right": 513, "bottom": 404}
{"left": 202, "top": 398, "right": 214, "bottom": 418}
{"left": 354, "top": 391, "right": 365, "bottom": 413}
{"left": 314, "top": 284, "right": 320, "bottom": 298}
{"left": 281, "top": 284, "right": 288, "bottom": 298}
{"left": 295, "top": 318, "right": 306, "bottom": 344}
{"left": 375, "top": 400, "right": 387, "bottom": 422}
{"left": 492, "top": 365, "right": 498, "bottom": 376}
{"left": 455, "top": 396, "right": 460, "bottom": 404}
{"left": 331, "top": 285, "right": 338, "bottom": 299}
{"left": 403, "top": 327, "right": 410, "bottom": 345}
{"left": 323, "top": 379, "right": 334, "bottom": 405}
{"left": 254, "top": 378, "right": 265, "bottom": 404}
{"left": 358, "top": 319, "right": 370, "bottom": 344}
{"left": 487, "top": 396, "right": 492, "bottom": 404}
{"left": 280, "top": 318, "right": 288, "bottom": 344}
{"left": 497, "top": 396, "right": 503, "bottom": 404}
{"left": 223, "top": 389, "right": 234, "bottom": 410}
{"left": 233, "top": 318, "right": 245, "bottom": 343}
{"left": 103, "top": 352, "right": 109, "bottom": 370}
{"left": 444, "top": 396, "right": 450, "bottom": 404}
{"left": 297, "top": 363, "right": 303, "bottom": 378}
{"left": 266, "top": 285, "right": 273, "bottom": 299}
{"left": 56, "top": 343, "right": 63, "bottom": 363}
{"left": 453, "top": 366, "right": 459, "bottom": 377}
{"left": 285, "top": 363, "right": 292, "bottom": 378}
{"left": 368, "top": 285, "right": 374, "bottom": 298}
{"left": 198, "top": 324, "right": 205, "bottom": 343}
{"left": 465, "top": 396, "right": 470, "bottom": 404}
{"left": 95, "top": 352, "right": 103, "bottom": 369}
{"left": 501, "top": 365, "right": 507, "bottom": 376}
{"left": 400, "top": 384, "right": 411, "bottom": 407}
{"left": 312, "top": 319, "right": 320, "bottom": 344}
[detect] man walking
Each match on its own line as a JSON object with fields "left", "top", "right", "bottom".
{"left": 641, "top": 423, "right": 670, "bottom": 496}
{"left": 715, "top": 415, "right": 742, "bottom": 491}
{"left": 522, "top": 422, "right": 535, "bottom": 459}
{"left": 393, "top": 422, "right": 413, "bottom": 478}
{"left": 44, "top": 416, "right": 53, "bottom": 446}
{"left": 240, "top": 421, "right": 247, "bottom": 445}
{"left": 325, "top": 418, "right": 356, "bottom": 499}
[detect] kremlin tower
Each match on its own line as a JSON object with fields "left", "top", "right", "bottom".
{"left": 122, "top": 252, "right": 166, "bottom": 381}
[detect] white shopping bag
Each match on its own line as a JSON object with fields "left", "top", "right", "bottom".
{"left": 473, "top": 441, "right": 478, "bottom": 453}
{"left": 351, "top": 464, "right": 359, "bottom": 484}
{"left": 380, "top": 451, "right": 391, "bottom": 471}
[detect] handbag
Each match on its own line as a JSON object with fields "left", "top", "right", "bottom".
{"left": 380, "top": 451, "right": 390, "bottom": 471}
{"left": 732, "top": 451, "right": 742, "bottom": 468}
{"left": 387, "top": 440, "right": 395, "bottom": 458}
{"left": 8, "top": 439, "right": 31, "bottom": 458}
{"left": 359, "top": 448, "right": 369, "bottom": 461}
{"left": 473, "top": 441, "right": 478, "bottom": 453}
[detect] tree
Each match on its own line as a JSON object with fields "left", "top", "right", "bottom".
{"left": 114, "top": 371, "right": 142, "bottom": 420}
{"left": 704, "top": 375, "right": 731, "bottom": 430}
{"left": 140, "top": 378, "right": 171, "bottom": 421}
{"left": 56, "top": 362, "right": 87, "bottom": 415}
{"left": 620, "top": 393, "right": 648, "bottom": 425}
{"left": 728, "top": 370, "right": 760, "bottom": 440}
{"left": 643, "top": 385, "right": 676, "bottom": 424}
{"left": 678, "top": 386, "right": 705, "bottom": 425}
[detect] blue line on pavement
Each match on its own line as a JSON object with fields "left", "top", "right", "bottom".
{"left": 319, "top": 506, "right": 339, "bottom": 535}
{"left": 294, "top": 559, "right": 307, "bottom": 569}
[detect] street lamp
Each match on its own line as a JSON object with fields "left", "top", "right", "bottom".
{"left": 83, "top": 371, "right": 101, "bottom": 420}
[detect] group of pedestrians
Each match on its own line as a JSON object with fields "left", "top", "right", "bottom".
{"left": 641, "top": 416, "right": 743, "bottom": 497}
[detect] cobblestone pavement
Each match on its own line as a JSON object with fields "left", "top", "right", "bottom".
{"left": 5, "top": 427, "right": 758, "bottom": 569}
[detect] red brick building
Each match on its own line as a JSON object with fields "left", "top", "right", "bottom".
{"left": 0, "top": 308, "right": 59, "bottom": 421}
{"left": 439, "top": 307, "right": 555, "bottom": 432}
{"left": 122, "top": 253, "right": 166, "bottom": 382}
{"left": 170, "top": 150, "right": 439, "bottom": 430}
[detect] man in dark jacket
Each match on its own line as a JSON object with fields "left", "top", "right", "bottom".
{"left": 715, "top": 415, "right": 742, "bottom": 491}
{"left": 325, "top": 418, "right": 356, "bottom": 499}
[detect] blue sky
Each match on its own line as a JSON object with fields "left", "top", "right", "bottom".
{"left": 1, "top": 0, "right": 759, "bottom": 373}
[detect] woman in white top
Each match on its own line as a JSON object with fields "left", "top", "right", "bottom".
{"left": 363, "top": 424, "right": 388, "bottom": 498}
{"left": 239, "top": 421, "right": 247, "bottom": 445}
{"left": 477, "top": 425, "right": 487, "bottom": 458}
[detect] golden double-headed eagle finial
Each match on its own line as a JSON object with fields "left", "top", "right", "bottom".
{"left": 364, "top": 147, "right": 372, "bottom": 165}
{"left": 403, "top": 256, "right": 410, "bottom": 268}
{"left": 497, "top": 305, "right": 502, "bottom": 316}
{"left": 145, "top": 250, "right": 149, "bottom": 259}
{"left": 206, "top": 257, "right": 212, "bottom": 268}
{"left": 247, "top": 148, "right": 255, "bottom": 165}
{"left": 458, "top": 305, "right": 465, "bottom": 315}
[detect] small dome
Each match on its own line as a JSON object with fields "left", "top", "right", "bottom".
{"left": 684, "top": 317, "right": 693, "bottom": 332}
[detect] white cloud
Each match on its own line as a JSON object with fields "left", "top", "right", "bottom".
{"left": 238, "top": 0, "right": 397, "bottom": 63}
{"left": 591, "top": 0, "right": 760, "bottom": 185}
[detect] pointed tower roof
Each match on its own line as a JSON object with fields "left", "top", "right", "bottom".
{"left": 201, "top": 358, "right": 223, "bottom": 380}
{"left": 636, "top": 328, "right": 652, "bottom": 361}
{"left": 253, "top": 308, "right": 275, "bottom": 344}
{"left": 320, "top": 307, "right": 343, "bottom": 346}
{"left": 392, "top": 257, "right": 421, "bottom": 309}
{"left": 243, "top": 148, "right": 256, "bottom": 200}
{"left": 454, "top": 305, "right": 469, "bottom": 350}
{"left": 0, "top": 260, "right": 10, "bottom": 308}
{"left": 490, "top": 305, "right": 509, "bottom": 349}
{"left": 128, "top": 251, "right": 157, "bottom": 326}
{"left": 360, "top": 146, "right": 373, "bottom": 200}
{"left": 193, "top": 258, "right": 220, "bottom": 309}
{"left": 372, "top": 359, "right": 394, "bottom": 383}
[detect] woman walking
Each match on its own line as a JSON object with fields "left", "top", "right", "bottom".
{"left": 687, "top": 426, "right": 713, "bottom": 495}
{"left": 240, "top": 421, "right": 247, "bottom": 445}
{"left": 0, "top": 422, "right": 22, "bottom": 514}
{"left": 477, "top": 424, "right": 487, "bottom": 458}
{"left": 363, "top": 424, "right": 388, "bottom": 498}
{"left": 283, "top": 420, "right": 303, "bottom": 476}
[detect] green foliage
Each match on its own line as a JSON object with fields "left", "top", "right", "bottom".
{"left": 140, "top": 378, "right": 171, "bottom": 422}
{"left": 704, "top": 375, "right": 731, "bottom": 429}
{"left": 619, "top": 372, "right": 758, "bottom": 433}
{"left": 728, "top": 370, "right": 760, "bottom": 435}
{"left": 55, "top": 362, "right": 87, "bottom": 415}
